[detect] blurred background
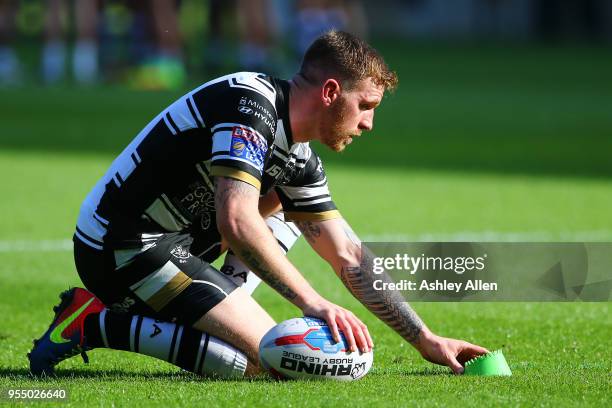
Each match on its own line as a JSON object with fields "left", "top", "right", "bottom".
{"left": 1, "top": 0, "right": 612, "bottom": 87}
{"left": 1, "top": 0, "right": 611, "bottom": 176}
{"left": 0, "top": 0, "right": 611, "bottom": 244}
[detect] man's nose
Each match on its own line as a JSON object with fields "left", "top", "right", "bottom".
{"left": 359, "top": 111, "right": 374, "bottom": 131}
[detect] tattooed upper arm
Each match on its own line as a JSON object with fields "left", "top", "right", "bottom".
{"left": 295, "top": 221, "right": 321, "bottom": 244}
{"left": 295, "top": 219, "right": 357, "bottom": 245}
{"left": 214, "top": 176, "right": 259, "bottom": 211}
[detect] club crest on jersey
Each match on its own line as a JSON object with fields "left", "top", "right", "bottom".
{"left": 200, "top": 212, "right": 212, "bottom": 231}
{"left": 170, "top": 245, "right": 190, "bottom": 262}
{"left": 230, "top": 126, "right": 266, "bottom": 169}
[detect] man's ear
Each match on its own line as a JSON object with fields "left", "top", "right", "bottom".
{"left": 321, "top": 79, "right": 341, "bottom": 106}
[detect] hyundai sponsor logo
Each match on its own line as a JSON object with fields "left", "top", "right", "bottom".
{"left": 238, "top": 106, "right": 254, "bottom": 114}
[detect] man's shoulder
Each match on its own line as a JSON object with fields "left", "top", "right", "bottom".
{"left": 192, "top": 72, "right": 279, "bottom": 107}
{"left": 186, "top": 72, "right": 283, "bottom": 140}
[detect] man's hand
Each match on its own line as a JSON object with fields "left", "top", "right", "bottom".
{"left": 414, "top": 329, "right": 489, "bottom": 374}
{"left": 301, "top": 296, "right": 373, "bottom": 353}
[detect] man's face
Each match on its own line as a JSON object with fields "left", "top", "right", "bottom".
{"left": 320, "top": 77, "right": 384, "bottom": 152}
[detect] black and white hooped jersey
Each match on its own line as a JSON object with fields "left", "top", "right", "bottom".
{"left": 75, "top": 72, "right": 340, "bottom": 261}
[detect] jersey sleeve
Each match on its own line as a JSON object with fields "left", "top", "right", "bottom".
{"left": 210, "top": 123, "right": 270, "bottom": 190}
{"left": 275, "top": 150, "right": 341, "bottom": 222}
{"left": 196, "top": 73, "right": 278, "bottom": 190}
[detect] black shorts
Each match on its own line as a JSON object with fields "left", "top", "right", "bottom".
{"left": 74, "top": 232, "right": 237, "bottom": 326}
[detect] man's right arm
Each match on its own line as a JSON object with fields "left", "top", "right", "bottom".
{"left": 214, "top": 176, "right": 372, "bottom": 352}
{"left": 215, "top": 176, "right": 306, "bottom": 301}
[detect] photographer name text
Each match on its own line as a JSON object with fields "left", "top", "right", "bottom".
{"left": 373, "top": 279, "right": 497, "bottom": 292}
{"left": 371, "top": 253, "right": 497, "bottom": 293}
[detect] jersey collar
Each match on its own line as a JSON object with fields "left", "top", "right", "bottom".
{"left": 274, "top": 79, "right": 294, "bottom": 147}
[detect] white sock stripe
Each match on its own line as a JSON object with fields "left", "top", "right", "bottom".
{"left": 99, "top": 309, "right": 109, "bottom": 348}
{"left": 191, "top": 280, "right": 229, "bottom": 297}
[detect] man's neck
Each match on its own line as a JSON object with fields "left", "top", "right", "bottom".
{"left": 288, "top": 75, "right": 319, "bottom": 144}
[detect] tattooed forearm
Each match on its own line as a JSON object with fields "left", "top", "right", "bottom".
{"left": 340, "top": 255, "right": 424, "bottom": 344}
{"left": 214, "top": 176, "right": 298, "bottom": 301}
{"left": 238, "top": 249, "right": 297, "bottom": 300}
{"left": 295, "top": 221, "right": 321, "bottom": 244}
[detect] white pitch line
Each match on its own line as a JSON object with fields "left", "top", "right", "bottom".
{"left": 0, "top": 239, "right": 73, "bottom": 253}
{"left": 361, "top": 230, "right": 612, "bottom": 242}
{"left": 1, "top": 230, "right": 612, "bottom": 253}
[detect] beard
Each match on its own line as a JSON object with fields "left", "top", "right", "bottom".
{"left": 320, "top": 98, "right": 354, "bottom": 152}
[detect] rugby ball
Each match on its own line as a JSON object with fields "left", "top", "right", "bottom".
{"left": 259, "top": 317, "right": 373, "bottom": 381}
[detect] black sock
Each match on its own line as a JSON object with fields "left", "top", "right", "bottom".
{"left": 84, "top": 313, "right": 104, "bottom": 348}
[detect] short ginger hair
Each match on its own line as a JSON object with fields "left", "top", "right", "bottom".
{"left": 299, "top": 30, "right": 398, "bottom": 92}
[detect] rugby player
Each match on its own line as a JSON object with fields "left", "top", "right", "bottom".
{"left": 29, "top": 31, "right": 488, "bottom": 378}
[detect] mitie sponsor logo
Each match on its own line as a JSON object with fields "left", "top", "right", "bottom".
{"left": 239, "top": 96, "right": 276, "bottom": 134}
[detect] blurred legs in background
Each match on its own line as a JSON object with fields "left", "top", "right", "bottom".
{"left": 203, "top": 0, "right": 229, "bottom": 75}
{"left": 236, "top": 0, "right": 274, "bottom": 72}
{"left": 42, "top": 0, "right": 100, "bottom": 85}
{"left": 293, "top": 0, "right": 367, "bottom": 58}
{"left": 42, "top": 0, "right": 65, "bottom": 84}
{"left": 0, "top": 0, "right": 21, "bottom": 85}
{"left": 73, "top": 0, "right": 99, "bottom": 84}
{"left": 127, "top": 0, "right": 185, "bottom": 90}
{"left": 295, "top": 0, "right": 348, "bottom": 55}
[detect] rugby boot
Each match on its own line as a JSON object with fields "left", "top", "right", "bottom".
{"left": 28, "top": 287, "right": 105, "bottom": 376}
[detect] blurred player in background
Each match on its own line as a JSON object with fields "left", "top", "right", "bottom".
{"left": 127, "top": 0, "right": 185, "bottom": 90}
{"left": 40, "top": 0, "right": 185, "bottom": 88}
{"left": 0, "top": 0, "right": 21, "bottom": 85}
{"left": 42, "top": 0, "right": 100, "bottom": 84}
{"left": 294, "top": 0, "right": 367, "bottom": 55}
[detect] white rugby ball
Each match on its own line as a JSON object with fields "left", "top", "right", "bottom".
{"left": 259, "top": 317, "right": 373, "bottom": 381}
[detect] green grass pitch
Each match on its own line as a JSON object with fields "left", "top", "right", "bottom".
{"left": 0, "top": 43, "right": 610, "bottom": 407}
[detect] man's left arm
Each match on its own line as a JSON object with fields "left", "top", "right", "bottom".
{"left": 294, "top": 217, "right": 489, "bottom": 374}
